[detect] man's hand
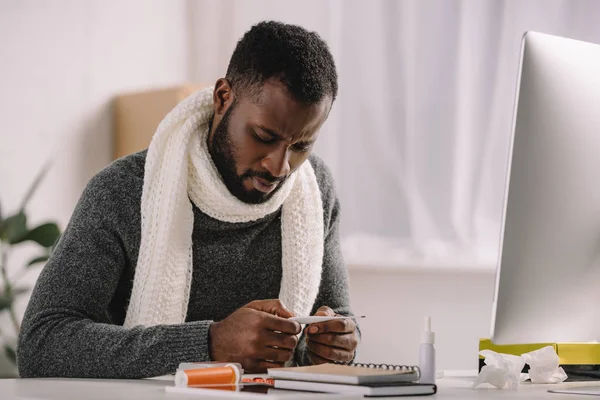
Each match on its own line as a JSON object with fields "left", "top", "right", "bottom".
{"left": 209, "top": 299, "right": 301, "bottom": 372}
{"left": 305, "top": 306, "right": 359, "bottom": 365}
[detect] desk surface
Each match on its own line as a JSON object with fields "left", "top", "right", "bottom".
{"left": 2, "top": 371, "right": 600, "bottom": 399}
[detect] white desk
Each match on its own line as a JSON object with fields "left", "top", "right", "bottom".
{"left": 2, "top": 371, "right": 600, "bottom": 399}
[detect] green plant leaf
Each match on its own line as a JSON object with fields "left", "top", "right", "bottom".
{"left": 4, "top": 345, "right": 16, "bottom": 365}
{"left": 27, "top": 255, "right": 49, "bottom": 267}
{"left": 12, "top": 287, "right": 29, "bottom": 296}
{"left": 0, "top": 287, "right": 28, "bottom": 311}
{"left": 0, "top": 212, "right": 27, "bottom": 244}
{"left": 0, "top": 294, "right": 13, "bottom": 311}
{"left": 14, "top": 222, "right": 60, "bottom": 247}
{"left": 19, "top": 161, "right": 52, "bottom": 213}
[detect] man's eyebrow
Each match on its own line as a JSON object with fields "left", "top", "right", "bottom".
{"left": 256, "top": 125, "right": 283, "bottom": 139}
{"left": 257, "top": 124, "right": 316, "bottom": 146}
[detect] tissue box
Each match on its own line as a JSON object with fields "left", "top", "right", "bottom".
{"left": 479, "top": 338, "right": 600, "bottom": 381}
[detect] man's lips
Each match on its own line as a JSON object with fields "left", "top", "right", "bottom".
{"left": 252, "top": 177, "right": 279, "bottom": 193}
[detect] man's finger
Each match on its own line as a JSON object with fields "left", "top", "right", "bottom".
{"left": 308, "top": 350, "right": 331, "bottom": 365}
{"left": 247, "top": 299, "right": 295, "bottom": 318}
{"left": 263, "top": 330, "right": 299, "bottom": 350}
{"left": 259, "top": 346, "right": 295, "bottom": 364}
{"left": 307, "top": 340, "right": 354, "bottom": 363}
{"left": 307, "top": 317, "right": 356, "bottom": 334}
{"left": 262, "top": 313, "right": 301, "bottom": 334}
{"left": 256, "top": 360, "right": 286, "bottom": 371}
{"left": 307, "top": 332, "right": 357, "bottom": 351}
{"left": 314, "top": 306, "right": 335, "bottom": 316}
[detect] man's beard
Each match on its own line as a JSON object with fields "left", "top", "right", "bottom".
{"left": 208, "top": 104, "right": 289, "bottom": 204}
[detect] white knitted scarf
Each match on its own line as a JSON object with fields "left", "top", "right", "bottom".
{"left": 123, "top": 87, "right": 324, "bottom": 328}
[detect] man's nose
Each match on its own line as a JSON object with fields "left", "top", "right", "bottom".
{"left": 261, "top": 145, "right": 291, "bottom": 179}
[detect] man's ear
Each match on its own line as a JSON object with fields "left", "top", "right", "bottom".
{"left": 213, "top": 78, "right": 235, "bottom": 116}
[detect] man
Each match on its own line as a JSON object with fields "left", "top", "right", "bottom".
{"left": 17, "top": 20, "right": 359, "bottom": 379}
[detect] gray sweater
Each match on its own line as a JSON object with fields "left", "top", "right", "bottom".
{"left": 17, "top": 151, "right": 355, "bottom": 379}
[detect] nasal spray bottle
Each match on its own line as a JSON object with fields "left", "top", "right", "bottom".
{"left": 419, "top": 316, "right": 436, "bottom": 384}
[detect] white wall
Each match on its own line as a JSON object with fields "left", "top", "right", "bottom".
{"left": 0, "top": 0, "right": 190, "bottom": 373}
{"left": 0, "top": 0, "right": 189, "bottom": 229}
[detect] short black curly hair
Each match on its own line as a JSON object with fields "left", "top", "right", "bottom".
{"left": 225, "top": 20, "right": 338, "bottom": 105}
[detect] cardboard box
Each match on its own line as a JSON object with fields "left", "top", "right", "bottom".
{"left": 112, "top": 83, "right": 207, "bottom": 160}
{"left": 479, "top": 338, "right": 600, "bottom": 381}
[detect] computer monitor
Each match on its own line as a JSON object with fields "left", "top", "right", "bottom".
{"left": 491, "top": 31, "right": 600, "bottom": 344}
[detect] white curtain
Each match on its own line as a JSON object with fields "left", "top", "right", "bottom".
{"left": 189, "top": 0, "right": 600, "bottom": 268}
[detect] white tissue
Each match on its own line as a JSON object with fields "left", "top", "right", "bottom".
{"left": 473, "top": 346, "right": 568, "bottom": 389}
{"left": 472, "top": 350, "right": 525, "bottom": 389}
{"left": 521, "top": 346, "right": 568, "bottom": 384}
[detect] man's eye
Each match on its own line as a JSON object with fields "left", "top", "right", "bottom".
{"left": 253, "top": 131, "right": 274, "bottom": 143}
{"left": 293, "top": 144, "right": 311, "bottom": 153}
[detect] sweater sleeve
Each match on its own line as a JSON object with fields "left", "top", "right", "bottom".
{"left": 17, "top": 169, "right": 213, "bottom": 379}
{"left": 294, "top": 158, "right": 361, "bottom": 366}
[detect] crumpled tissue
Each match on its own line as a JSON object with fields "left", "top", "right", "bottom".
{"left": 521, "top": 346, "right": 568, "bottom": 384}
{"left": 473, "top": 346, "right": 568, "bottom": 389}
{"left": 472, "top": 349, "right": 525, "bottom": 389}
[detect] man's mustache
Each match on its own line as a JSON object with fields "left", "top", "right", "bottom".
{"left": 242, "top": 170, "right": 285, "bottom": 185}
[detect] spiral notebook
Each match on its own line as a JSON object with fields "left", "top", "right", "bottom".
{"left": 267, "top": 362, "right": 420, "bottom": 385}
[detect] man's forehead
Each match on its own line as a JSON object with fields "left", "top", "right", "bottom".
{"left": 238, "top": 80, "right": 331, "bottom": 140}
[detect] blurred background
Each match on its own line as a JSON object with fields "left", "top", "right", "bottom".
{"left": 2, "top": 0, "right": 600, "bottom": 376}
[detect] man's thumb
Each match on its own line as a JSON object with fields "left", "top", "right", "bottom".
{"left": 314, "top": 305, "right": 335, "bottom": 316}
{"left": 247, "top": 299, "right": 295, "bottom": 318}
